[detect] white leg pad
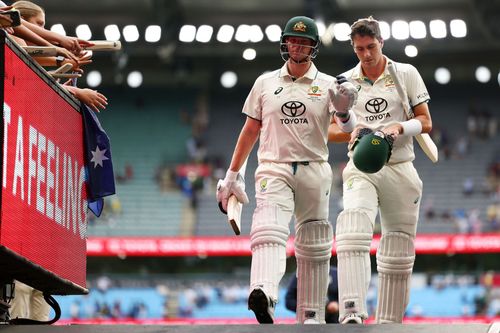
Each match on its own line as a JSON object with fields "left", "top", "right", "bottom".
{"left": 250, "top": 203, "right": 290, "bottom": 302}
{"left": 335, "top": 209, "right": 373, "bottom": 323}
{"left": 294, "top": 220, "right": 333, "bottom": 324}
{"left": 375, "top": 232, "right": 415, "bottom": 323}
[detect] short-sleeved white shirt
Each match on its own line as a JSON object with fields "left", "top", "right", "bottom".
{"left": 341, "top": 56, "right": 430, "bottom": 163}
{"left": 243, "top": 62, "right": 336, "bottom": 163}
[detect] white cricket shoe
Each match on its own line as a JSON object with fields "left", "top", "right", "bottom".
{"left": 341, "top": 313, "right": 364, "bottom": 324}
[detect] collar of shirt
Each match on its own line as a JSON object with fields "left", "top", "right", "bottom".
{"left": 279, "top": 62, "right": 318, "bottom": 81}
{"left": 351, "top": 55, "right": 394, "bottom": 84}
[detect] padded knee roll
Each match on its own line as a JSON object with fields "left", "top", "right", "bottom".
{"left": 250, "top": 203, "right": 290, "bottom": 302}
{"left": 335, "top": 208, "right": 373, "bottom": 323}
{"left": 294, "top": 220, "right": 333, "bottom": 324}
{"left": 375, "top": 232, "right": 415, "bottom": 323}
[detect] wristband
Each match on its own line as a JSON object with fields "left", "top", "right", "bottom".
{"left": 336, "top": 109, "right": 357, "bottom": 133}
{"left": 400, "top": 119, "right": 422, "bottom": 136}
{"left": 55, "top": 55, "right": 64, "bottom": 67}
{"left": 334, "top": 110, "right": 349, "bottom": 120}
{"left": 225, "top": 170, "right": 239, "bottom": 181}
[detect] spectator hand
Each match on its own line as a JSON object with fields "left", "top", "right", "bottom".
{"left": 58, "top": 36, "right": 84, "bottom": 56}
{"left": 65, "top": 52, "right": 92, "bottom": 73}
{"left": 0, "top": 8, "right": 13, "bottom": 28}
{"left": 67, "top": 86, "right": 108, "bottom": 113}
{"left": 55, "top": 46, "right": 79, "bottom": 63}
{"left": 216, "top": 170, "right": 248, "bottom": 214}
{"left": 329, "top": 75, "right": 358, "bottom": 117}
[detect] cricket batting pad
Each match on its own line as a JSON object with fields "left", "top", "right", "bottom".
{"left": 376, "top": 232, "right": 415, "bottom": 323}
{"left": 250, "top": 203, "right": 289, "bottom": 302}
{"left": 335, "top": 209, "right": 373, "bottom": 322}
{"left": 295, "top": 220, "right": 333, "bottom": 324}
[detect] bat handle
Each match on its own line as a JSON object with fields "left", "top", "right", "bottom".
{"left": 227, "top": 195, "right": 242, "bottom": 236}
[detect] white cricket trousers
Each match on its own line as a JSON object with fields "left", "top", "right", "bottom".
{"left": 10, "top": 281, "right": 50, "bottom": 321}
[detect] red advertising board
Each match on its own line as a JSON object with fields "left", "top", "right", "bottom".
{"left": 1, "top": 41, "right": 87, "bottom": 289}
{"left": 86, "top": 234, "right": 500, "bottom": 257}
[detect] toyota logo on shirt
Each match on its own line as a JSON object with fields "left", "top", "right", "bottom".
{"left": 281, "top": 101, "right": 306, "bottom": 117}
{"left": 365, "top": 98, "right": 388, "bottom": 114}
{"left": 280, "top": 101, "right": 309, "bottom": 125}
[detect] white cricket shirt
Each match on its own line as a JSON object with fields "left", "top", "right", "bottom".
{"left": 341, "top": 56, "right": 430, "bottom": 163}
{"left": 243, "top": 62, "right": 336, "bottom": 163}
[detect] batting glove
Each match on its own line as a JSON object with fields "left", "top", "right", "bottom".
{"left": 329, "top": 75, "right": 358, "bottom": 117}
{"left": 216, "top": 170, "right": 249, "bottom": 214}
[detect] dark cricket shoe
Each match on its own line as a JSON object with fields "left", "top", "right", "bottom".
{"left": 248, "top": 288, "right": 275, "bottom": 324}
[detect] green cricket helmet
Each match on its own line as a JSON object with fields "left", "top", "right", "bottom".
{"left": 352, "top": 129, "right": 394, "bottom": 174}
{"left": 280, "top": 16, "right": 320, "bottom": 62}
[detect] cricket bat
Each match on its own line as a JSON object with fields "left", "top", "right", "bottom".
{"left": 48, "top": 63, "right": 80, "bottom": 79}
{"left": 85, "top": 40, "right": 122, "bottom": 51}
{"left": 227, "top": 159, "right": 248, "bottom": 236}
{"left": 49, "top": 73, "right": 81, "bottom": 79}
{"left": 49, "top": 62, "right": 73, "bottom": 74}
{"left": 387, "top": 61, "right": 439, "bottom": 163}
{"left": 22, "top": 46, "right": 57, "bottom": 57}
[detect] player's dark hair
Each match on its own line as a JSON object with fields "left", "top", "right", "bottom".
{"left": 350, "top": 16, "right": 382, "bottom": 43}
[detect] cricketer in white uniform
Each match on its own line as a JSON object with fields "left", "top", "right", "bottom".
{"left": 10, "top": 281, "right": 50, "bottom": 322}
{"left": 216, "top": 16, "right": 358, "bottom": 324}
{"left": 328, "top": 17, "right": 433, "bottom": 324}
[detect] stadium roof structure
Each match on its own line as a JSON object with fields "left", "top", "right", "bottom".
{"left": 34, "top": 0, "right": 500, "bottom": 87}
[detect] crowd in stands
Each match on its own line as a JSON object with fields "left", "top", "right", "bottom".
{"left": 54, "top": 273, "right": 500, "bottom": 321}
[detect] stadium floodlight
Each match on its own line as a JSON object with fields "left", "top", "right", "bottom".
{"left": 123, "top": 25, "right": 139, "bottom": 42}
{"left": 333, "top": 22, "right": 350, "bottom": 41}
{"left": 220, "top": 71, "right": 237, "bottom": 88}
{"left": 179, "top": 25, "right": 196, "bottom": 43}
{"left": 434, "top": 67, "right": 450, "bottom": 84}
{"left": 50, "top": 24, "right": 66, "bottom": 36}
{"left": 497, "top": 71, "right": 500, "bottom": 87}
{"left": 145, "top": 25, "right": 162, "bottom": 42}
{"left": 450, "top": 19, "right": 467, "bottom": 38}
{"left": 249, "top": 25, "right": 264, "bottom": 43}
{"left": 405, "top": 45, "right": 418, "bottom": 57}
{"left": 127, "top": 71, "right": 143, "bottom": 88}
{"left": 86, "top": 70, "right": 102, "bottom": 87}
{"left": 104, "top": 24, "right": 120, "bottom": 41}
{"left": 430, "top": 20, "right": 447, "bottom": 39}
{"left": 243, "top": 48, "right": 256, "bottom": 60}
{"left": 217, "top": 25, "right": 234, "bottom": 43}
{"left": 409, "top": 20, "right": 426, "bottom": 39}
{"left": 196, "top": 25, "right": 213, "bottom": 43}
{"left": 75, "top": 24, "right": 92, "bottom": 40}
{"left": 392, "top": 20, "right": 410, "bottom": 40}
{"left": 321, "top": 23, "right": 335, "bottom": 47}
{"left": 475, "top": 66, "right": 491, "bottom": 83}
{"left": 379, "top": 21, "right": 391, "bottom": 40}
{"left": 235, "top": 25, "right": 251, "bottom": 42}
{"left": 315, "top": 19, "right": 326, "bottom": 37}
{"left": 265, "top": 25, "right": 281, "bottom": 42}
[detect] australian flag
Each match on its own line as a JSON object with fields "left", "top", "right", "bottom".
{"left": 81, "top": 103, "right": 115, "bottom": 217}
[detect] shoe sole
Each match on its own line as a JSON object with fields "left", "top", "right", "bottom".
{"left": 248, "top": 289, "right": 273, "bottom": 324}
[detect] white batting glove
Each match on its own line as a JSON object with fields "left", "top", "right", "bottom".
{"left": 329, "top": 76, "right": 358, "bottom": 118}
{"left": 216, "top": 170, "right": 249, "bottom": 214}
